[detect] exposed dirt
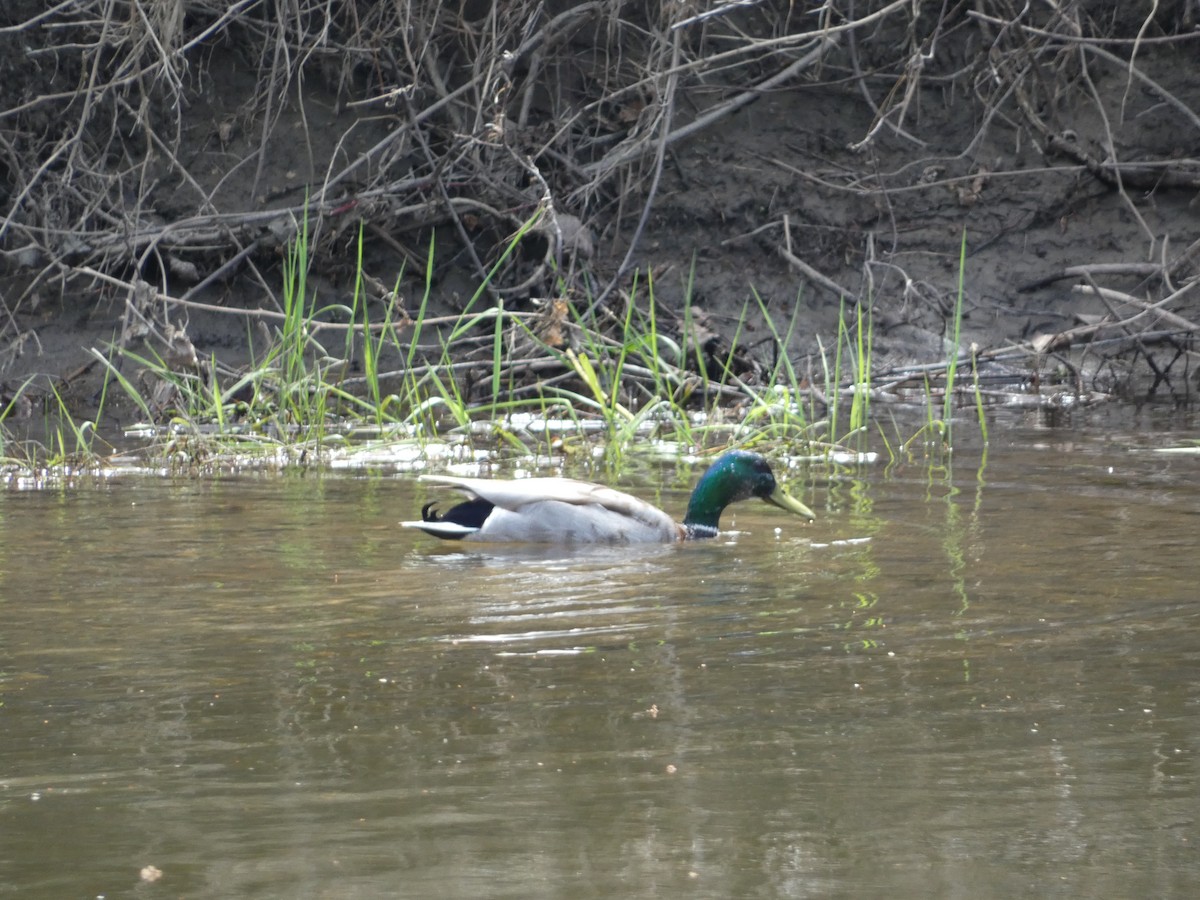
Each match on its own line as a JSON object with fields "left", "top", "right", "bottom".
{"left": 2, "top": 2, "right": 1199, "bottom": 434}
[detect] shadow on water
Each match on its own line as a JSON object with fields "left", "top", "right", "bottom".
{"left": 1, "top": 414, "right": 1199, "bottom": 897}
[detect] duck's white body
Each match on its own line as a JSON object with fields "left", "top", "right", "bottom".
{"left": 402, "top": 475, "right": 683, "bottom": 543}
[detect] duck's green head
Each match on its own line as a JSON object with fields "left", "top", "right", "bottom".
{"left": 683, "top": 450, "right": 815, "bottom": 538}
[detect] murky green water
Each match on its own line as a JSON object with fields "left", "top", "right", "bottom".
{"left": 2, "top": 417, "right": 1199, "bottom": 898}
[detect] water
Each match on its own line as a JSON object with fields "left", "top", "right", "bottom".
{"left": 2, "top": 418, "right": 1198, "bottom": 898}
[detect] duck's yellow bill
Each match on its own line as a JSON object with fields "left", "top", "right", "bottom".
{"left": 766, "top": 486, "right": 815, "bottom": 521}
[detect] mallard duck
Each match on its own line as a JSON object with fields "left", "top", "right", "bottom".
{"left": 401, "top": 450, "right": 814, "bottom": 543}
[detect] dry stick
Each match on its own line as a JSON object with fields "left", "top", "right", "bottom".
{"left": 849, "top": 0, "right": 951, "bottom": 154}
{"left": 350, "top": 352, "right": 564, "bottom": 388}
{"left": 125, "top": 0, "right": 184, "bottom": 97}
{"left": 315, "top": 79, "right": 477, "bottom": 208}
{"left": 70, "top": 265, "right": 540, "bottom": 335}
{"left": 778, "top": 215, "right": 853, "bottom": 299}
{"left": 988, "top": 11, "right": 1200, "bottom": 135}
{"left": 515, "top": 41, "right": 542, "bottom": 131}
{"left": 505, "top": 150, "right": 563, "bottom": 290}
{"left": 1119, "top": 1, "right": 1160, "bottom": 118}
{"left": 966, "top": 10, "right": 1200, "bottom": 47}
{"left": 61, "top": 194, "right": 505, "bottom": 267}
{"left": 504, "top": 1, "right": 603, "bottom": 71}
{"left": 506, "top": 0, "right": 873, "bottom": 149}
{"left": 1081, "top": 273, "right": 1151, "bottom": 362}
{"left": 424, "top": 15, "right": 466, "bottom": 133}
{"left": 0, "top": 2, "right": 112, "bottom": 243}
{"left": 657, "top": 0, "right": 901, "bottom": 78}
{"left": 1155, "top": 236, "right": 1178, "bottom": 295}
{"left": 845, "top": 8, "right": 927, "bottom": 149}
{"left": 1083, "top": 271, "right": 1192, "bottom": 389}
{"left": 120, "top": 98, "right": 256, "bottom": 284}
{"left": 1017, "top": 262, "right": 1164, "bottom": 293}
{"left": 1071, "top": 282, "right": 1200, "bottom": 333}
{"left": 1076, "top": 45, "right": 1156, "bottom": 248}
{"left": 581, "top": 33, "right": 836, "bottom": 319}
{"left": 1166, "top": 236, "right": 1200, "bottom": 279}
{"left": 400, "top": 95, "right": 498, "bottom": 306}
{"left": 177, "top": 242, "right": 261, "bottom": 304}
{"left": 672, "top": 0, "right": 769, "bottom": 30}
{"left": 7, "top": 7, "right": 391, "bottom": 294}
{"left": 1082, "top": 44, "right": 1200, "bottom": 135}
{"left": 1007, "top": 51, "right": 1096, "bottom": 183}
{"left": 1079, "top": 281, "right": 1199, "bottom": 391}
{"left": 6, "top": 9, "right": 137, "bottom": 285}
{"left": 475, "top": 5, "right": 526, "bottom": 137}
{"left": 0, "top": 0, "right": 254, "bottom": 119}
{"left": 582, "top": 26, "right": 682, "bottom": 320}
{"left": 0, "top": 0, "right": 78, "bottom": 34}
{"left": 581, "top": 35, "right": 837, "bottom": 179}
{"left": 250, "top": 16, "right": 291, "bottom": 202}
{"left": 765, "top": 153, "right": 1082, "bottom": 197}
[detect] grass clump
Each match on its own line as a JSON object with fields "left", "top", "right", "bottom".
{"left": 2, "top": 210, "right": 988, "bottom": 480}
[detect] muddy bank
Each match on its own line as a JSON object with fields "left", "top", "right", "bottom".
{"left": 1, "top": 2, "right": 1198, "bottom": 432}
